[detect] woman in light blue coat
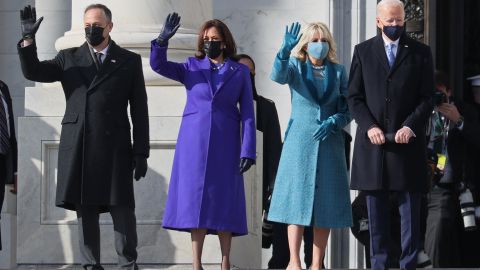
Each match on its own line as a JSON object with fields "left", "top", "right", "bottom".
{"left": 267, "top": 22, "right": 352, "bottom": 270}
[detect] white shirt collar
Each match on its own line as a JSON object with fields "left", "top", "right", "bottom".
{"left": 382, "top": 33, "right": 400, "bottom": 48}
{"left": 93, "top": 43, "right": 110, "bottom": 55}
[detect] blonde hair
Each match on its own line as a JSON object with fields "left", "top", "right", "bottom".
{"left": 377, "top": 0, "right": 405, "bottom": 17}
{"left": 291, "top": 22, "right": 339, "bottom": 64}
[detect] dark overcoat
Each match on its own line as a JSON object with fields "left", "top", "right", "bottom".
{"left": 348, "top": 34, "right": 434, "bottom": 192}
{"left": 255, "top": 95, "right": 282, "bottom": 210}
{"left": 0, "top": 80, "right": 17, "bottom": 250}
{"left": 0, "top": 80, "right": 17, "bottom": 187}
{"left": 18, "top": 41, "right": 149, "bottom": 210}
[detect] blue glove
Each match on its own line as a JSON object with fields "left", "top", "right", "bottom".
{"left": 313, "top": 118, "right": 336, "bottom": 141}
{"left": 156, "top": 12, "right": 181, "bottom": 46}
{"left": 278, "top": 22, "right": 302, "bottom": 59}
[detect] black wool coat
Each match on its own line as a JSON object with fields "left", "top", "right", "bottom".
{"left": 18, "top": 41, "right": 149, "bottom": 210}
{"left": 255, "top": 95, "right": 282, "bottom": 210}
{"left": 348, "top": 33, "right": 434, "bottom": 192}
{"left": 0, "top": 80, "right": 17, "bottom": 187}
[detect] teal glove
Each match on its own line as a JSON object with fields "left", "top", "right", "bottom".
{"left": 278, "top": 22, "right": 302, "bottom": 59}
{"left": 313, "top": 118, "right": 336, "bottom": 141}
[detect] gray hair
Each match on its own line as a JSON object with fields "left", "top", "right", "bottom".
{"left": 377, "top": 0, "right": 405, "bottom": 17}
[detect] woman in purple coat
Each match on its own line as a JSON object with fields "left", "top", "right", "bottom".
{"left": 150, "top": 13, "right": 256, "bottom": 270}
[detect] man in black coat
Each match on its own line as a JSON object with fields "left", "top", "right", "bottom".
{"left": 347, "top": 0, "right": 434, "bottom": 269}
{"left": 423, "top": 70, "right": 480, "bottom": 267}
{"left": 17, "top": 4, "right": 149, "bottom": 269}
{"left": 0, "top": 80, "right": 17, "bottom": 250}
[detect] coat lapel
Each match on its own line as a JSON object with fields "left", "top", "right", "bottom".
{"left": 73, "top": 43, "right": 97, "bottom": 86}
{"left": 214, "top": 59, "right": 239, "bottom": 96}
{"left": 88, "top": 41, "right": 128, "bottom": 91}
{"left": 389, "top": 34, "right": 410, "bottom": 75}
{"left": 302, "top": 59, "right": 321, "bottom": 103}
{"left": 196, "top": 56, "right": 214, "bottom": 98}
{"left": 372, "top": 35, "right": 391, "bottom": 74}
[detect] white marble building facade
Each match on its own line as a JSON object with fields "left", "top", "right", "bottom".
{"left": 0, "top": 0, "right": 379, "bottom": 268}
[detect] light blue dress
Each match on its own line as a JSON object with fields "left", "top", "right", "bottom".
{"left": 267, "top": 54, "right": 353, "bottom": 227}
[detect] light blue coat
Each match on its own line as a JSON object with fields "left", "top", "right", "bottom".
{"left": 267, "top": 55, "right": 353, "bottom": 227}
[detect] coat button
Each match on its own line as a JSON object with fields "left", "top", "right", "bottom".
{"left": 105, "top": 131, "right": 111, "bottom": 136}
{"left": 385, "top": 98, "right": 391, "bottom": 102}
{"left": 385, "top": 118, "right": 390, "bottom": 124}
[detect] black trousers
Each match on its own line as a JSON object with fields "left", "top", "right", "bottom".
{"left": 425, "top": 185, "right": 462, "bottom": 267}
{"left": 76, "top": 205, "right": 138, "bottom": 270}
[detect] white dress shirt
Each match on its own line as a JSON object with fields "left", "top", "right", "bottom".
{"left": 93, "top": 44, "right": 110, "bottom": 63}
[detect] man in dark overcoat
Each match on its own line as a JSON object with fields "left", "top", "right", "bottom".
{"left": 0, "top": 80, "right": 18, "bottom": 250}
{"left": 17, "top": 4, "right": 149, "bottom": 269}
{"left": 347, "top": 0, "right": 434, "bottom": 269}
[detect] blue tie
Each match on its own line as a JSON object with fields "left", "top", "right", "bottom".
{"left": 387, "top": 43, "right": 396, "bottom": 68}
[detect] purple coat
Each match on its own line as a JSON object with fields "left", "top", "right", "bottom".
{"left": 150, "top": 41, "right": 256, "bottom": 236}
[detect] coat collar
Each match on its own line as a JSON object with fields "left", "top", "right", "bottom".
{"left": 373, "top": 33, "right": 411, "bottom": 75}
{"left": 302, "top": 59, "right": 336, "bottom": 105}
{"left": 73, "top": 40, "right": 129, "bottom": 91}
{"left": 73, "top": 42, "right": 97, "bottom": 86}
{"left": 88, "top": 41, "right": 129, "bottom": 91}
{"left": 196, "top": 56, "right": 239, "bottom": 97}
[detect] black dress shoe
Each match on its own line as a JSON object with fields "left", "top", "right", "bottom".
{"left": 84, "top": 264, "right": 104, "bottom": 270}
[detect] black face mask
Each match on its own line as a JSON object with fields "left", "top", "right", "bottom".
{"left": 85, "top": 26, "right": 105, "bottom": 46}
{"left": 203, "top": 41, "right": 223, "bottom": 59}
{"left": 382, "top": 24, "right": 404, "bottom": 41}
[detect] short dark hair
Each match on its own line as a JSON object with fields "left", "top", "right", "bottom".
{"left": 84, "top": 4, "right": 112, "bottom": 22}
{"left": 434, "top": 70, "right": 450, "bottom": 89}
{"left": 231, "top": 54, "right": 256, "bottom": 70}
{"left": 195, "top": 19, "right": 236, "bottom": 59}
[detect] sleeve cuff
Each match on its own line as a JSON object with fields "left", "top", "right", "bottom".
{"left": 403, "top": 126, "right": 417, "bottom": 137}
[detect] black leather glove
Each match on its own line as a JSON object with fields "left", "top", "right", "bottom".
{"left": 133, "top": 156, "right": 148, "bottom": 181}
{"left": 239, "top": 158, "right": 255, "bottom": 174}
{"left": 156, "top": 12, "right": 181, "bottom": 46}
{"left": 20, "top": 5, "right": 43, "bottom": 39}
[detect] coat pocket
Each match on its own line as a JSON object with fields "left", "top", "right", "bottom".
{"left": 59, "top": 113, "right": 79, "bottom": 150}
{"left": 182, "top": 110, "right": 198, "bottom": 117}
{"left": 61, "top": 113, "right": 78, "bottom": 125}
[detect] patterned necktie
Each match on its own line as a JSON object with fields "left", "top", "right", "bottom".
{"left": 0, "top": 95, "right": 10, "bottom": 154}
{"left": 387, "top": 43, "right": 396, "bottom": 68}
{"left": 95, "top": 52, "right": 103, "bottom": 66}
